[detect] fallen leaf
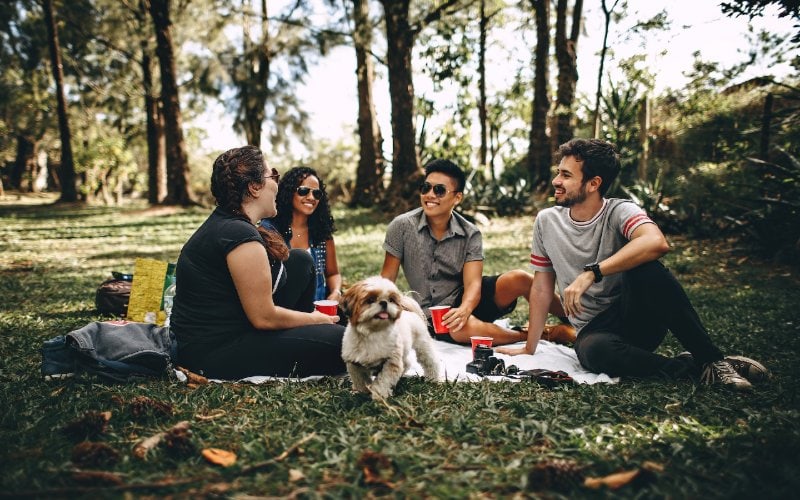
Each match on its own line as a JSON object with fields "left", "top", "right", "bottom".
{"left": 196, "top": 409, "right": 227, "bottom": 421}
{"left": 288, "top": 468, "right": 306, "bottom": 482}
{"left": 357, "top": 450, "right": 396, "bottom": 488}
{"left": 584, "top": 469, "right": 640, "bottom": 490}
{"left": 202, "top": 448, "right": 237, "bottom": 467}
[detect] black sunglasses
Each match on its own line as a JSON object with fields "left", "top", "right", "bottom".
{"left": 296, "top": 186, "right": 323, "bottom": 200}
{"left": 265, "top": 168, "right": 280, "bottom": 183}
{"left": 419, "top": 181, "right": 457, "bottom": 198}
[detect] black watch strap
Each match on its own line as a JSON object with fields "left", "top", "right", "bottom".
{"left": 583, "top": 263, "right": 603, "bottom": 283}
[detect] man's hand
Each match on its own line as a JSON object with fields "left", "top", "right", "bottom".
{"left": 562, "top": 271, "right": 594, "bottom": 317}
{"left": 496, "top": 345, "right": 531, "bottom": 356}
{"left": 443, "top": 305, "right": 470, "bottom": 333}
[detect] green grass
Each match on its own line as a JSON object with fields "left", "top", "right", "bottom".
{"left": 1, "top": 196, "right": 799, "bottom": 498}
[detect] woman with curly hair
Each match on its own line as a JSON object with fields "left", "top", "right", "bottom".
{"left": 171, "top": 147, "right": 345, "bottom": 379}
{"left": 261, "top": 166, "right": 343, "bottom": 303}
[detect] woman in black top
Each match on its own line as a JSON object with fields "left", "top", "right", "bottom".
{"left": 171, "top": 146, "right": 345, "bottom": 379}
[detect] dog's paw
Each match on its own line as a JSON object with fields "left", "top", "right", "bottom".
{"left": 369, "top": 386, "right": 392, "bottom": 401}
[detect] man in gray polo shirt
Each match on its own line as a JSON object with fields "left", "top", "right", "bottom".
{"left": 381, "top": 158, "right": 566, "bottom": 345}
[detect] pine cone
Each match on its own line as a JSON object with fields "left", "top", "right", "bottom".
{"left": 527, "top": 459, "right": 585, "bottom": 492}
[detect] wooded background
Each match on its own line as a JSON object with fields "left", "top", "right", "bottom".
{"left": 1, "top": 0, "right": 798, "bottom": 260}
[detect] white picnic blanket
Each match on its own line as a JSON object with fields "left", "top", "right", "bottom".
{"left": 404, "top": 339, "right": 618, "bottom": 384}
{"left": 185, "top": 338, "right": 618, "bottom": 385}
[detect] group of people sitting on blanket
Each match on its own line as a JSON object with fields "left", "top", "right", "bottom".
{"left": 170, "top": 138, "right": 769, "bottom": 391}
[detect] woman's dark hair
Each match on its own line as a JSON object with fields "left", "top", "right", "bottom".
{"left": 272, "top": 166, "right": 336, "bottom": 243}
{"left": 210, "top": 145, "right": 288, "bottom": 261}
{"left": 211, "top": 145, "right": 267, "bottom": 214}
{"left": 555, "top": 138, "right": 620, "bottom": 196}
{"left": 424, "top": 158, "right": 466, "bottom": 192}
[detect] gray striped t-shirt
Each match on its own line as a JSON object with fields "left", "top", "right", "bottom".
{"left": 530, "top": 198, "right": 654, "bottom": 332}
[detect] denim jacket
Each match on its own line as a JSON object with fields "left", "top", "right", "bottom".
{"left": 41, "top": 320, "right": 176, "bottom": 382}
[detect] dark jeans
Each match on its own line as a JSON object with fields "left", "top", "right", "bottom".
{"left": 573, "top": 260, "right": 723, "bottom": 379}
{"left": 183, "top": 249, "right": 345, "bottom": 379}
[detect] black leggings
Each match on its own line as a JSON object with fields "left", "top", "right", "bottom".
{"left": 574, "top": 260, "right": 723, "bottom": 379}
{"left": 185, "top": 250, "right": 345, "bottom": 379}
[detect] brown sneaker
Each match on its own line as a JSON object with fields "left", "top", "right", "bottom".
{"left": 724, "top": 355, "right": 771, "bottom": 383}
{"left": 700, "top": 360, "right": 753, "bottom": 391}
{"left": 542, "top": 324, "right": 577, "bottom": 345}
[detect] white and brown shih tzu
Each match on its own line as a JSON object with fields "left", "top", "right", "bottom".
{"left": 341, "top": 276, "right": 441, "bottom": 400}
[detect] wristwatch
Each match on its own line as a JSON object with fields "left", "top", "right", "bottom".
{"left": 583, "top": 262, "right": 603, "bottom": 283}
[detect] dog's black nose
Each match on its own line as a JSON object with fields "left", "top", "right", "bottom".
{"left": 379, "top": 300, "right": 388, "bottom": 309}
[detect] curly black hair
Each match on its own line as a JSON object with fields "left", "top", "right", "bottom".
{"left": 272, "top": 166, "right": 336, "bottom": 243}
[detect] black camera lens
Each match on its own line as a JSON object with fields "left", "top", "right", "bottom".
{"left": 474, "top": 345, "right": 493, "bottom": 361}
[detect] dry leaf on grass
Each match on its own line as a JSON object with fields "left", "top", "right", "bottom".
{"left": 202, "top": 448, "right": 237, "bottom": 467}
{"left": 132, "top": 421, "right": 190, "bottom": 460}
{"left": 357, "top": 450, "right": 397, "bottom": 488}
{"left": 176, "top": 366, "right": 209, "bottom": 386}
{"left": 288, "top": 468, "right": 306, "bottom": 482}
{"left": 584, "top": 462, "right": 661, "bottom": 490}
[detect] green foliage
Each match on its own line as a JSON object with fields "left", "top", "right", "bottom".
{"left": 73, "top": 134, "right": 142, "bottom": 204}
{"left": 1, "top": 201, "right": 799, "bottom": 497}
{"left": 460, "top": 173, "right": 532, "bottom": 218}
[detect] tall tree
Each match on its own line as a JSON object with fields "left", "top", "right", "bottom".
{"left": 236, "top": 0, "right": 270, "bottom": 147}
{"left": 379, "top": 0, "right": 470, "bottom": 204}
{"left": 42, "top": 0, "right": 77, "bottom": 202}
{"left": 0, "top": 2, "right": 51, "bottom": 192}
{"left": 591, "top": 0, "right": 621, "bottom": 138}
{"left": 527, "top": 0, "right": 551, "bottom": 189}
{"left": 148, "top": 0, "right": 195, "bottom": 205}
{"left": 350, "top": 0, "right": 384, "bottom": 207}
{"left": 553, "top": 0, "right": 583, "bottom": 148}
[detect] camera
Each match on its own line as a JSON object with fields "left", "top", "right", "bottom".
{"left": 466, "top": 345, "right": 506, "bottom": 376}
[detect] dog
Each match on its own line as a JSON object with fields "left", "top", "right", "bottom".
{"left": 341, "top": 276, "right": 441, "bottom": 400}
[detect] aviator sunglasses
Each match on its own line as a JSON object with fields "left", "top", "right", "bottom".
{"left": 296, "top": 186, "right": 323, "bottom": 200}
{"left": 419, "top": 181, "right": 457, "bottom": 198}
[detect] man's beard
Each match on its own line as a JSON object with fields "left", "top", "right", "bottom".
{"left": 555, "top": 184, "right": 588, "bottom": 207}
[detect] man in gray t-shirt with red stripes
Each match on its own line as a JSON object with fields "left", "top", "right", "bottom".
{"left": 498, "top": 138, "right": 769, "bottom": 391}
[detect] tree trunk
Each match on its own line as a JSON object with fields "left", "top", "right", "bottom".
{"left": 11, "top": 135, "right": 36, "bottom": 191}
{"left": 638, "top": 96, "right": 649, "bottom": 180}
{"left": 43, "top": 0, "right": 78, "bottom": 202}
{"left": 527, "top": 0, "right": 551, "bottom": 189}
{"left": 240, "top": 0, "right": 270, "bottom": 148}
{"left": 380, "top": 0, "right": 421, "bottom": 202}
{"left": 592, "top": 0, "right": 618, "bottom": 139}
{"left": 350, "top": 0, "right": 384, "bottom": 208}
{"left": 141, "top": 43, "right": 166, "bottom": 203}
{"left": 478, "top": 0, "right": 488, "bottom": 178}
{"left": 148, "top": 0, "right": 195, "bottom": 205}
{"left": 554, "top": 0, "right": 583, "bottom": 149}
{"left": 760, "top": 92, "right": 773, "bottom": 161}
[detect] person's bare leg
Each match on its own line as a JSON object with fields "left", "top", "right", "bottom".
{"left": 447, "top": 316, "right": 527, "bottom": 345}
{"left": 493, "top": 270, "right": 533, "bottom": 308}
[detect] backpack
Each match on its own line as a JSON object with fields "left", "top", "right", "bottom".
{"left": 95, "top": 278, "right": 132, "bottom": 316}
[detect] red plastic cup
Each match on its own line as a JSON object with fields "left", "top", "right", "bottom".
{"left": 429, "top": 305, "right": 451, "bottom": 334}
{"left": 470, "top": 336, "right": 493, "bottom": 358}
{"left": 314, "top": 300, "right": 338, "bottom": 316}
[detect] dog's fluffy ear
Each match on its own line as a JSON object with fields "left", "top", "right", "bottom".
{"left": 340, "top": 284, "right": 359, "bottom": 319}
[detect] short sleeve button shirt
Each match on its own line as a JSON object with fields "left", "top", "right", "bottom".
{"left": 383, "top": 207, "right": 484, "bottom": 314}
